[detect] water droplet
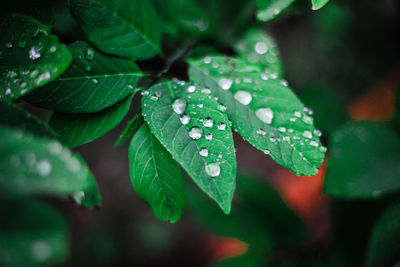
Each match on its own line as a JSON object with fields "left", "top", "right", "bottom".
{"left": 264, "top": 149, "right": 270, "bottom": 155}
{"left": 294, "top": 111, "right": 301, "bottom": 118}
{"left": 255, "top": 42, "right": 268, "bottom": 54}
{"left": 205, "top": 163, "right": 220, "bottom": 177}
{"left": 218, "top": 104, "right": 227, "bottom": 112}
{"left": 261, "top": 73, "right": 269, "bottom": 80}
{"left": 281, "top": 80, "right": 288, "bottom": 86}
{"left": 35, "top": 72, "right": 50, "bottom": 85}
{"left": 141, "top": 90, "right": 149, "bottom": 96}
{"left": 234, "top": 90, "right": 252, "bottom": 105}
{"left": 36, "top": 160, "right": 52, "bottom": 176}
{"left": 313, "top": 129, "right": 322, "bottom": 137}
{"left": 197, "top": 103, "right": 204, "bottom": 108}
{"left": 319, "top": 146, "right": 327, "bottom": 152}
{"left": 279, "top": 127, "right": 286, "bottom": 132}
{"left": 217, "top": 123, "right": 226, "bottom": 130}
{"left": 199, "top": 148, "right": 209, "bottom": 157}
{"left": 187, "top": 85, "right": 196, "bottom": 93}
{"left": 218, "top": 78, "right": 232, "bottom": 90}
{"left": 172, "top": 98, "right": 187, "bottom": 115}
{"left": 304, "top": 107, "right": 313, "bottom": 115}
{"left": 29, "top": 47, "right": 41, "bottom": 60}
{"left": 289, "top": 118, "right": 297, "bottom": 122}
{"left": 92, "top": 78, "right": 98, "bottom": 84}
{"left": 257, "top": 129, "right": 266, "bottom": 135}
{"left": 49, "top": 46, "right": 57, "bottom": 53}
{"left": 188, "top": 127, "right": 203, "bottom": 140}
{"left": 256, "top": 108, "right": 273, "bottom": 124}
{"left": 309, "top": 141, "right": 319, "bottom": 147}
{"left": 201, "top": 87, "right": 211, "bottom": 94}
{"left": 5, "top": 42, "right": 13, "bottom": 48}
{"left": 85, "top": 47, "right": 95, "bottom": 60}
{"left": 205, "top": 133, "right": 213, "bottom": 140}
{"left": 273, "top": 8, "right": 280, "bottom": 15}
{"left": 150, "top": 95, "right": 158, "bottom": 101}
{"left": 203, "top": 118, "right": 213, "bottom": 128}
{"left": 31, "top": 240, "right": 52, "bottom": 262}
{"left": 180, "top": 114, "right": 190, "bottom": 125}
{"left": 303, "top": 131, "right": 312, "bottom": 139}
{"left": 212, "top": 62, "right": 219, "bottom": 68}
{"left": 203, "top": 56, "right": 212, "bottom": 64}
{"left": 67, "top": 157, "right": 81, "bottom": 172}
{"left": 48, "top": 141, "right": 62, "bottom": 155}
{"left": 302, "top": 115, "right": 313, "bottom": 125}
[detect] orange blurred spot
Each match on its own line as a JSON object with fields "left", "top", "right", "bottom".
{"left": 272, "top": 159, "right": 329, "bottom": 240}
{"left": 205, "top": 234, "right": 248, "bottom": 262}
{"left": 349, "top": 71, "right": 398, "bottom": 121}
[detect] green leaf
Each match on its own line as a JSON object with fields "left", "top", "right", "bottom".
{"left": 0, "top": 0, "right": 55, "bottom": 27}
{"left": 0, "top": 14, "right": 72, "bottom": 100}
{"left": 0, "top": 125, "right": 101, "bottom": 207}
{"left": 115, "top": 112, "right": 143, "bottom": 147}
{"left": 324, "top": 122, "right": 400, "bottom": 198}
{"left": 234, "top": 28, "right": 283, "bottom": 77}
{"left": 142, "top": 81, "right": 237, "bottom": 214}
{"left": 188, "top": 56, "right": 325, "bottom": 176}
{"left": 49, "top": 94, "right": 133, "bottom": 148}
{"left": 311, "top": 0, "right": 329, "bottom": 10}
{"left": 129, "top": 123, "right": 185, "bottom": 223}
{"left": 0, "top": 101, "right": 54, "bottom": 137}
{"left": 365, "top": 201, "right": 400, "bottom": 267}
{"left": 0, "top": 199, "right": 69, "bottom": 267}
{"left": 70, "top": 0, "right": 162, "bottom": 59}
{"left": 25, "top": 41, "right": 143, "bottom": 113}
{"left": 256, "top": 0, "right": 295, "bottom": 22}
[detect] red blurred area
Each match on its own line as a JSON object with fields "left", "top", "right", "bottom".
{"left": 205, "top": 234, "right": 248, "bottom": 262}
{"left": 349, "top": 71, "right": 398, "bottom": 121}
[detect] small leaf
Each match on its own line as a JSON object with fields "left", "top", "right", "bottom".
{"left": 0, "top": 14, "right": 72, "bottom": 100}
{"left": 0, "top": 199, "right": 69, "bottom": 266}
{"left": 324, "top": 122, "right": 400, "bottom": 198}
{"left": 311, "top": 0, "right": 329, "bottom": 10}
{"left": 256, "top": 0, "right": 295, "bottom": 22}
{"left": 129, "top": 123, "right": 185, "bottom": 223}
{"left": 188, "top": 56, "right": 325, "bottom": 176}
{"left": 25, "top": 42, "right": 143, "bottom": 113}
{"left": 365, "top": 201, "right": 400, "bottom": 267}
{"left": 142, "top": 81, "right": 237, "bottom": 214}
{"left": 49, "top": 94, "right": 133, "bottom": 148}
{"left": 115, "top": 112, "right": 143, "bottom": 147}
{"left": 0, "top": 101, "right": 54, "bottom": 137}
{"left": 234, "top": 28, "right": 283, "bottom": 77}
{"left": 70, "top": 0, "right": 162, "bottom": 59}
{"left": 0, "top": 125, "right": 101, "bottom": 206}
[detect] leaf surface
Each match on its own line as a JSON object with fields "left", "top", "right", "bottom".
{"left": 256, "top": 0, "right": 295, "bottom": 22}
{"left": 0, "top": 14, "right": 72, "bottom": 100}
{"left": 324, "top": 122, "right": 400, "bottom": 198}
{"left": 188, "top": 56, "right": 325, "bottom": 176}
{"left": 311, "top": 0, "right": 329, "bottom": 10}
{"left": 70, "top": 0, "right": 162, "bottom": 59}
{"left": 25, "top": 42, "right": 142, "bottom": 113}
{"left": 49, "top": 94, "right": 132, "bottom": 148}
{"left": 142, "top": 81, "right": 237, "bottom": 213}
{"left": 129, "top": 123, "right": 185, "bottom": 223}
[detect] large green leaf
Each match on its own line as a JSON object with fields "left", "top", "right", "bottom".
{"left": 70, "top": 0, "right": 162, "bottom": 59}
{"left": 129, "top": 123, "right": 185, "bottom": 223}
{"left": 0, "top": 126, "right": 101, "bottom": 207}
{"left": 0, "top": 199, "right": 69, "bottom": 267}
{"left": 234, "top": 28, "right": 283, "bottom": 77}
{"left": 324, "top": 122, "right": 400, "bottom": 198}
{"left": 142, "top": 81, "right": 236, "bottom": 214}
{"left": 188, "top": 56, "right": 325, "bottom": 176}
{"left": 0, "top": 14, "right": 72, "bottom": 100}
{"left": 365, "top": 201, "right": 400, "bottom": 267}
{"left": 0, "top": 101, "right": 54, "bottom": 137}
{"left": 256, "top": 0, "right": 295, "bottom": 22}
{"left": 115, "top": 112, "right": 143, "bottom": 147}
{"left": 25, "top": 42, "right": 142, "bottom": 113}
{"left": 49, "top": 94, "right": 132, "bottom": 148}
{"left": 311, "top": 0, "right": 329, "bottom": 10}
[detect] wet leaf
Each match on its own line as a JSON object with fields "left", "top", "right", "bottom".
{"left": 70, "top": 0, "right": 162, "bottom": 59}
{"left": 129, "top": 123, "right": 185, "bottom": 223}
{"left": 324, "top": 122, "right": 400, "bottom": 198}
{"left": 0, "top": 14, "right": 72, "bottom": 101}
{"left": 25, "top": 42, "right": 142, "bottom": 113}
{"left": 49, "top": 94, "right": 133, "bottom": 148}
{"left": 142, "top": 81, "right": 236, "bottom": 214}
{"left": 188, "top": 56, "right": 325, "bottom": 176}
{"left": 312, "top": 0, "right": 329, "bottom": 10}
{"left": 256, "top": 0, "right": 295, "bottom": 22}
{"left": 0, "top": 126, "right": 101, "bottom": 207}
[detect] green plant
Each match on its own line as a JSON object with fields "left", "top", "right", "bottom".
{"left": 1, "top": 0, "right": 399, "bottom": 266}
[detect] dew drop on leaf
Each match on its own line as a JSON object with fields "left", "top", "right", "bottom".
{"left": 85, "top": 47, "right": 95, "bottom": 60}
{"left": 205, "top": 162, "right": 220, "bottom": 177}
{"left": 199, "top": 148, "right": 209, "bottom": 157}
{"left": 257, "top": 129, "right": 266, "bottom": 135}
{"left": 36, "top": 160, "right": 52, "bottom": 176}
{"left": 255, "top": 42, "right": 268, "bottom": 54}
{"left": 234, "top": 90, "right": 252, "bottom": 105}
{"left": 92, "top": 78, "right": 98, "bottom": 84}
{"left": 218, "top": 77, "right": 233, "bottom": 90}
{"left": 203, "top": 118, "right": 213, "bottom": 128}
{"left": 303, "top": 131, "right": 312, "bottom": 139}
{"left": 255, "top": 108, "right": 273, "bottom": 124}
{"left": 187, "top": 85, "right": 196, "bottom": 93}
{"left": 172, "top": 98, "right": 187, "bottom": 115}
{"left": 205, "top": 133, "right": 213, "bottom": 140}
{"left": 309, "top": 141, "right": 319, "bottom": 147}
{"left": 217, "top": 123, "right": 226, "bottom": 130}
{"left": 188, "top": 127, "right": 203, "bottom": 140}
{"left": 180, "top": 114, "right": 190, "bottom": 125}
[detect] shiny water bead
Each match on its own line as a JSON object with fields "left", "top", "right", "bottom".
{"left": 255, "top": 108, "right": 273, "bottom": 124}
{"left": 180, "top": 114, "right": 190, "bottom": 125}
{"left": 303, "top": 131, "right": 312, "bottom": 139}
{"left": 261, "top": 73, "right": 269, "bottom": 80}
{"left": 278, "top": 127, "right": 286, "bottom": 132}
{"left": 92, "top": 78, "right": 98, "bottom": 84}
{"left": 201, "top": 88, "right": 211, "bottom": 94}
{"left": 255, "top": 42, "right": 268, "bottom": 54}
{"left": 205, "top": 163, "right": 221, "bottom": 177}
{"left": 188, "top": 127, "right": 203, "bottom": 140}
{"left": 187, "top": 85, "right": 196, "bottom": 93}
{"left": 172, "top": 98, "right": 187, "bottom": 115}
{"left": 205, "top": 133, "right": 213, "bottom": 140}
{"left": 314, "top": 129, "right": 322, "bottom": 137}
{"left": 304, "top": 107, "right": 313, "bottom": 115}
{"left": 203, "top": 118, "right": 213, "bottom": 128}
{"left": 36, "top": 160, "right": 52, "bottom": 176}
{"left": 29, "top": 47, "right": 41, "bottom": 60}
{"left": 217, "top": 123, "right": 226, "bottom": 130}
{"left": 218, "top": 78, "right": 232, "bottom": 90}
{"left": 302, "top": 115, "right": 313, "bottom": 125}
{"left": 85, "top": 47, "right": 95, "bottom": 60}
{"left": 257, "top": 129, "right": 266, "bottom": 135}
{"left": 234, "top": 91, "right": 252, "bottom": 105}
{"left": 319, "top": 146, "right": 327, "bottom": 152}
{"left": 309, "top": 141, "right": 319, "bottom": 147}
{"left": 294, "top": 111, "right": 301, "bottom": 118}
{"left": 203, "top": 56, "right": 211, "bottom": 64}
{"left": 289, "top": 118, "right": 297, "bottom": 122}
{"left": 199, "top": 148, "right": 209, "bottom": 157}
